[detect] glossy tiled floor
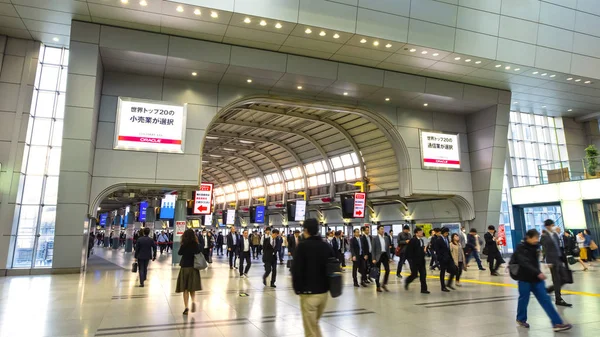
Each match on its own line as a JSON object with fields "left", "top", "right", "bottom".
{"left": 2, "top": 247, "right": 600, "bottom": 337}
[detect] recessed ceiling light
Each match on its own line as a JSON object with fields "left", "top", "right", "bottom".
{"left": 319, "top": 31, "right": 326, "bottom": 36}
{"left": 495, "top": 64, "right": 502, "bottom": 68}
{"left": 373, "top": 41, "right": 379, "bottom": 46}
{"left": 550, "top": 74, "right": 556, "bottom": 78}
{"left": 239, "top": 140, "right": 254, "bottom": 144}
{"left": 360, "top": 38, "right": 367, "bottom": 43}
{"left": 193, "top": 8, "right": 201, "bottom": 15}
{"left": 121, "top": 0, "right": 128, "bottom": 3}
{"left": 514, "top": 102, "right": 519, "bottom": 104}
{"left": 176, "top": 5, "right": 184, "bottom": 12}
{"left": 514, "top": 68, "right": 520, "bottom": 71}
{"left": 475, "top": 60, "right": 481, "bottom": 64}
{"left": 246, "top": 79, "right": 252, "bottom": 83}
{"left": 223, "top": 148, "right": 236, "bottom": 151}
{"left": 585, "top": 80, "right": 592, "bottom": 84}
{"left": 423, "top": 103, "right": 428, "bottom": 107}
{"left": 259, "top": 20, "right": 267, "bottom": 26}
{"left": 575, "top": 79, "right": 581, "bottom": 82}
{"left": 139, "top": 0, "right": 147, "bottom": 6}
{"left": 409, "top": 48, "right": 416, "bottom": 52}
{"left": 297, "top": 85, "right": 303, "bottom": 90}
{"left": 567, "top": 77, "right": 573, "bottom": 81}
{"left": 421, "top": 50, "right": 428, "bottom": 55}
{"left": 542, "top": 106, "right": 547, "bottom": 108}
{"left": 385, "top": 98, "right": 390, "bottom": 101}
{"left": 210, "top": 11, "right": 218, "bottom": 18}
{"left": 465, "top": 59, "right": 471, "bottom": 62}
{"left": 568, "top": 109, "right": 573, "bottom": 112}
{"left": 243, "top": 17, "right": 251, "bottom": 23}
{"left": 454, "top": 57, "right": 461, "bottom": 60}
{"left": 343, "top": 92, "right": 348, "bottom": 96}
{"left": 210, "top": 154, "right": 222, "bottom": 158}
{"left": 333, "top": 33, "right": 340, "bottom": 39}
{"left": 541, "top": 73, "right": 547, "bottom": 76}
{"left": 191, "top": 72, "right": 197, "bottom": 76}
{"left": 385, "top": 43, "right": 392, "bottom": 48}
{"left": 505, "top": 66, "right": 511, "bottom": 70}
{"left": 432, "top": 53, "right": 439, "bottom": 56}
{"left": 275, "top": 22, "right": 282, "bottom": 29}
{"left": 52, "top": 37, "right": 59, "bottom": 42}
{"left": 305, "top": 28, "right": 312, "bottom": 34}
{"left": 533, "top": 71, "right": 539, "bottom": 74}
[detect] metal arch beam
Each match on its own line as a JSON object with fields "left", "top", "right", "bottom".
{"left": 204, "top": 144, "right": 287, "bottom": 203}
{"left": 224, "top": 154, "right": 269, "bottom": 202}
{"left": 202, "top": 172, "right": 225, "bottom": 210}
{"left": 209, "top": 130, "right": 309, "bottom": 201}
{"left": 203, "top": 160, "right": 252, "bottom": 206}
{"left": 214, "top": 119, "right": 335, "bottom": 198}
{"left": 238, "top": 105, "right": 366, "bottom": 189}
{"left": 204, "top": 165, "right": 239, "bottom": 209}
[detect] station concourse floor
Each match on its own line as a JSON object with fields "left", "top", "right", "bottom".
{"left": 2, "top": 248, "right": 600, "bottom": 337}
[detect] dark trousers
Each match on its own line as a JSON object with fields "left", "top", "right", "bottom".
{"left": 264, "top": 257, "right": 277, "bottom": 284}
{"left": 336, "top": 251, "right": 344, "bottom": 267}
{"left": 406, "top": 261, "right": 427, "bottom": 291}
{"left": 159, "top": 244, "right": 166, "bottom": 254}
{"left": 375, "top": 253, "right": 390, "bottom": 288}
{"left": 216, "top": 244, "right": 223, "bottom": 255}
{"left": 488, "top": 253, "right": 503, "bottom": 274}
{"left": 138, "top": 259, "right": 149, "bottom": 285}
{"left": 447, "top": 262, "right": 463, "bottom": 285}
{"left": 396, "top": 251, "right": 407, "bottom": 275}
{"left": 548, "top": 263, "right": 563, "bottom": 301}
{"left": 228, "top": 248, "right": 238, "bottom": 267}
{"left": 352, "top": 257, "right": 365, "bottom": 284}
{"left": 251, "top": 245, "right": 258, "bottom": 259}
{"left": 440, "top": 262, "right": 455, "bottom": 290}
{"left": 430, "top": 252, "right": 439, "bottom": 270}
{"left": 202, "top": 249, "right": 210, "bottom": 263}
{"left": 279, "top": 248, "right": 285, "bottom": 263}
{"left": 365, "top": 254, "right": 372, "bottom": 279}
{"left": 239, "top": 251, "right": 251, "bottom": 275}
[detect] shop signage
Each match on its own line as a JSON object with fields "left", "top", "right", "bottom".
{"left": 498, "top": 224, "right": 506, "bottom": 246}
{"left": 114, "top": 97, "right": 187, "bottom": 153}
{"left": 295, "top": 200, "right": 306, "bottom": 221}
{"left": 226, "top": 210, "right": 236, "bottom": 225}
{"left": 353, "top": 192, "right": 366, "bottom": 218}
{"left": 194, "top": 183, "right": 213, "bottom": 215}
{"left": 175, "top": 220, "right": 186, "bottom": 236}
{"left": 420, "top": 130, "right": 460, "bottom": 170}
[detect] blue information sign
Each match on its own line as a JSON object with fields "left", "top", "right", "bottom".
{"left": 139, "top": 201, "right": 148, "bottom": 221}
{"left": 255, "top": 205, "right": 265, "bottom": 224}
{"left": 99, "top": 213, "right": 108, "bottom": 226}
{"left": 160, "top": 195, "right": 176, "bottom": 219}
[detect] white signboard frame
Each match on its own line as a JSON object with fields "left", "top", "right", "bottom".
{"left": 295, "top": 200, "right": 306, "bottom": 221}
{"left": 194, "top": 183, "right": 213, "bottom": 215}
{"left": 353, "top": 192, "right": 366, "bottom": 218}
{"left": 114, "top": 97, "right": 187, "bottom": 153}
{"left": 419, "top": 130, "right": 461, "bottom": 171}
{"left": 226, "top": 209, "right": 236, "bottom": 225}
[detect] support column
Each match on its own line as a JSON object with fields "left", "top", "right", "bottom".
{"left": 103, "top": 217, "right": 111, "bottom": 247}
{"left": 171, "top": 199, "right": 187, "bottom": 265}
{"left": 466, "top": 104, "right": 510, "bottom": 232}
{"left": 124, "top": 211, "right": 134, "bottom": 253}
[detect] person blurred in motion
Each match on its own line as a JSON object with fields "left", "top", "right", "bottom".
{"left": 371, "top": 225, "right": 391, "bottom": 292}
{"left": 564, "top": 230, "right": 588, "bottom": 271}
{"left": 288, "top": 230, "right": 301, "bottom": 258}
{"left": 263, "top": 228, "right": 281, "bottom": 287}
{"left": 238, "top": 229, "right": 252, "bottom": 278}
{"left": 216, "top": 231, "right": 224, "bottom": 256}
{"left": 584, "top": 229, "right": 597, "bottom": 261}
{"left": 466, "top": 228, "right": 486, "bottom": 270}
{"left": 332, "top": 231, "right": 344, "bottom": 269}
{"left": 176, "top": 229, "right": 202, "bottom": 315}
{"left": 429, "top": 228, "right": 441, "bottom": 271}
{"left": 396, "top": 225, "right": 412, "bottom": 278}
{"left": 134, "top": 227, "right": 156, "bottom": 287}
{"left": 96, "top": 232, "right": 103, "bottom": 247}
{"left": 252, "top": 230, "right": 261, "bottom": 259}
{"left": 405, "top": 227, "right": 429, "bottom": 294}
{"left": 360, "top": 226, "right": 373, "bottom": 283}
{"left": 484, "top": 225, "right": 504, "bottom": 275}
{"left": 350, "top": 228, "right": 366, "bottom": 287}
{"left": 199, "top": 229, "right": 212, "bottom": 264}
{"left": 541, "top": 219, "right": 572, "bottom": 307}
{"left": 292, "top": 218, "right": 334, "bottom": 337}
{"left": 449, "top": 233, "right": 467, "bottom": 287}
{"left": 227, "top": 226, "right": 240, "bottom": 269}
{"left": 167, "top": 230, "right": 173, "bottom": 253}
{"left": 511, "top": 229, "right": 572, "bottom": 332}
{"left": 88, "top": 232, "right": 95, "bottom": 258}
{"left": 577, "top": 231, "right": 588, "bottom": 262}
{"left": 157, "top": 231, "right": 168, "bottom": 254}
{"left": 434, "top": 227, "right": 455, "bottom": 292}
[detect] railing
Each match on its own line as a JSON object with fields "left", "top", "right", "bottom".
{"left": 537, "top": 160, "right": 586, "bottom": 184}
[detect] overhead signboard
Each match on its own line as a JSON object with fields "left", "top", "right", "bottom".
{"left": 295, "top": 200, "right": 306, "bottom": 221}
{"left": 353, "top": 192, "right": 366, "bottom": 218}
{"left": 139, "top": 201, "right": 148, "bottom": 222}
{"left": 114, "top": 97, "right": 187, "bottom": 153}
{"left": 420, "top": 130, "right": 460, "bottom": 170}
{"left": 255, "top": 205, "right": 266, "bottom": 224}
{"left": 194, "top": 183, "right": 213, "bottom": 215}
{"left": 160, "top": 194, "right": 176, "bottom": 219}
{"left": 99, "top": 213, "right": 108, "bottom": 226}
{"left": 226, "top": 209, "right": 236, "bottom": 225}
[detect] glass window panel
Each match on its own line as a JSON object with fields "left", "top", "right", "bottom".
{"left": 314, "top": 161, "right": 324, "bottom": 173}
{"left": 266, "top": 174, "right": 274, "bottom": 184}
{"left": 12, "top": 236, "right": 36, "bottom": 268}
{"left": 214, "top": 188, "right": 223, "bottom": 195}
{"left": 287, "top": 181, "right": 295, "bottom": 190}
{"left": 43, "top": 177, "right": 58, "bottom": 205}
{"left": 305, "top": 163, "right": 315, "bottom": 175}
{"left": 345, "top": 167, "right": 356, "bottom": 180}
{"left": 340, "top": 154, "right": 353, "bottom": 167}
{"left": 271, "top": 173, "right": 281, "bottom": 183}
{"left": 216, "top": 196, "right": 224, "bottom": 203}
{"left": 22, "top": 176, "right": 44, "bottom": 204}
{"left": 27, "top": 146, "right": 49, "bottom": 175}
{"left": 58, "top": 68, "right": 68, "bottom": 92}
{"left": 30, "top": 118, "right": 52, "bottom": 145}
{"left": 225, "top": 193, "right": 235, "bottom": 202}
{"left": 335, "top": 170, "right": 345, "bottom": 182}
{"left": 317, "top": 174, "right": 326, "bottom": 186}
{"left": 16, "top": 206, "right": 40, "bottom": 235}
{"left": 39, "top": 65, "right": 60, "bottom": 91}
{"left": 355, "top": 167, "right": 362, "bottom": 178}
{"left": 224, "top": 185, "right": 234, "bottom": 193}
{"left": 47, "top": 147, "right": 61, "bottom": 176}
{"left": 283, "top": 169, "right": 293, "bottom": 180}
{"left": 252, "top": 187, "right": 264, "bottom": 197}
{"left": 331, "top": 157, "right": 343, "bottom": 169}
{"left": 25, "top": 116, "right": 34, "bottom": 144}
{"left": 238, "top": 191, "right": 248, "bottom": 199}
{"left": 34, "top": 235, "right": 54, "bottom": 267}
{"left": 308, "top": 176, "right": 318, "bottom": 187}
{"left": 51, "top": 120, "right": 63, "bottom": 146}
{"left": 351, "top": 152, "right": 359, "bottom": 165}
{"left": 34, "top": 61, "right": 42, "bottom": 88}
{"left": 294, "top": 179, "right": 303, "bottom": 190}
{"left": 39, "top": 206, "right": 56, "bottom": 235}
{"left": 54, "top": 93, "right": 65, "bottom": 119}
{"left": 291, "top": 167, "right": 302, "bottom": 178}
{"left": 43, "top": 47, "right": 62, "bottom": 64}
{"left": 267, "top": 185, "right": 275, "bottom": 195}
{"left": 236, "top": 181, "right": 247, "bottom": 190}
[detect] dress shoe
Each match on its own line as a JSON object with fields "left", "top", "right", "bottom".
{"left": 404, "top": 283, "right": 409, "bottom": 291}
{"left": 479, "top": 268, "right": 486, "bottom": 271}
{"left": 441, "top": 288, "right": 450, "bottom": 292}
{"left": 491, "top": 272, "right": 500, "bottom": 276}
{"left": 270, "top": 284, "right": 276, "bottom": 288}
{"left": 262, "top": 277, "right": 266, "bottom": 286}
{"left": 421, "top": 290, "right": 430, "bottom": 294}
{"left": 360, "top": 282, "right": 368, "bottom": 287}
{"left": 447, "top": 285, "right": 455, "bottom": 290}
{"left": 376, "top": 287, "right": 383, "bottom": 292}
{"left": 354, "top": 283, "right": 360, "bottom": 287}
{"left": 555, "top": 300, "right": 572, "bottom": 307}
{"left": 382, "top": 285, "right": 389, "bottom": 292}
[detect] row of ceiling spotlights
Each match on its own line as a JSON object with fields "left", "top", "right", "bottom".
{"left": 121, "top": 0, "right": 219, "bottom": 18}
{"left": 513, "top": 102, "right": 574, "bottom": 112}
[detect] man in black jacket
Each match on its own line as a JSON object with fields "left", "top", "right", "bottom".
{"left": 433, "top": 227, "right": 455, "bottom": 292}
{"left": 332, "top": 231, "right": 343, "bottom": 268}
{"left": 350, "top": 228, "right": 367, "bottom": 287}
{"left": 216, "top": 231, "right": 224, "bottom": 256}
{"left": 396, "top": 225, "right": 412, "bottom": 277}
{"left": 292, "top": 218, "right": 334, "bottom": 337}
{"left": 541, "top": 219, "right": 571, "bottom": 307}
{"left": 360, "top": 226, "right": 372, "bottom": 283}
{"left": 134, "top": 227, "right": 156, "bottom": 287}
{"left": 484, "top": 225, "right": 504, "bottom": 276}
{"left": 226, "top": 226, "right": 240, "bottom": 269}
{"left": 404, "top": 227, "right": 429, "bottom": 294}
{"left": 263, "top": 229, "right": 281, "bottom": 287}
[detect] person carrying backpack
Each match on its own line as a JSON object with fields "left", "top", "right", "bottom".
{"left": 510, "top": 229, "right": 572, "bottom": 332}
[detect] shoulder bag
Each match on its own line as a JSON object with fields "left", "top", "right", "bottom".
{"left": 131, "top": 261, "right": 138, "bottom": 273}
{"left": 194, "top": 253, "right": 208, "bottom": 270}
{"left": 326, "top": 256, "right": 343, "bottom": 298}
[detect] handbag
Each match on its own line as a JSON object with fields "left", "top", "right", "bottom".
{"left": 395, "top": 246, "right": 402, "bottom": 257}
{"left": 286, "top": 258, "right": 293, "bottom": 269}
{"left": 131, "top": 262, "right": 138, "bottom": 273}
{"left": 590, "top": 240, "right": 598, "bottom": 251}
{"left": 567, "top": 255, "right": 577, "bottom": 265}
{"left": 326, "top": 257, "right": 343, "bottom": 298}
{"left": 559, "top": 264, "right": 573, "bottom": 284}
{"left": 369, "top": 265, "right": 380, "bottom": 279}
{"left": 194, "top": 253, "right": 208, "bottom": 270}
{"left": 482, "top": 246, "right": 489, "bottom": 256}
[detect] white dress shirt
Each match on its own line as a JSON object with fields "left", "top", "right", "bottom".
{"left": 243, "top": 237, "right": 249, "bottom": 252}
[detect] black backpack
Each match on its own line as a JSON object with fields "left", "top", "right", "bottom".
{"left": 326, "top": 257, "right": 343, "bottom": 298}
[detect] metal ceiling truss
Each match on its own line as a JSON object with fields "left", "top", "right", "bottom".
{"left": 205, "top": 166, "right": 239, "bottom": 209}
{"left": 222, "top": 154, "right": 269, "bottom": 203}
{"left": 203, "top": 160, "right": 252, "bottom": 205}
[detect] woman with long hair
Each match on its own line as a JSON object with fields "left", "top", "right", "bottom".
{"left": 176, "top": 228, "right": 202, "bottom": 315}
{"left": 449, "top": 233, "right": 467, "bottom": 287}
{"left": 564, "top": 230, "right": 587, "bottom": 271}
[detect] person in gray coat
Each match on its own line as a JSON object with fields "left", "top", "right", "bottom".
{"left": 371, "top": 225, "right": 392, "bottom": 292}
{"left": 541, "top": 219, "right": 572, "bottom": 307}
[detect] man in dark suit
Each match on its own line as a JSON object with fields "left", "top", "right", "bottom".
{"left": 134, "top": 227, "right": 156, "bottom": 287}
{"left": 484, "top": 225, "right": 504, "bottom": 276}
{"left": 396, "top": 225, "right": 412, "bottom": 277}
{"left": 371, "top": 225, "right": 392, "bottom": 292}
{"left": 287, "top": 230, "right": 301, "bottom": 257}
{"left": 238, "top": 229, "right": 252, "bottom": 278}
{"left": 404, "top": 227, "right": 429, "bottom": 294}
{"left": 216, "top": 231, "right": 224, "bottom": 256}
{"left": 198, "top": 229, "right": 212, "bottom": 262}
{"left": 350, "top": 228, "right": 367, "bottom": 287}
{"left": 226, "top": 226, "right": 240, "bottom": 269}
{"left": 263, "top": 228, "right": 281, "bottom": 287}
{"left": 541, "top": 219, "right": 572, "bottom": 307}
{"left": 433, "top": 227, "right": 455, "bottom": 292}
{"left": 332, "top": 231, "right": 344, "bottom": 268}
{"left": 360, "top": 226, "right": 372, "bottom": 283}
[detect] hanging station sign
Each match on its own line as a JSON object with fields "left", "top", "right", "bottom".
{"left": 419, "top": 130, "right": 461, "bottom": 170}
{"left": 114, "top": 97, "right": 187, "bottom": 153}
{"left": 226, "top": 210, "right": 236, "bottom": 225}
{"left": 295, "top": 200, "right": 306, "bottom": 222}
{"left": 353, "top": 192, "right": 366, "bottom": 218}
{"left": 193, "top": 183, "right": 213, "bottom": 215}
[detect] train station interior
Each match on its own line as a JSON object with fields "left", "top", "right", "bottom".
{"left": 2, "top": 0, "right": 600, "bottom": 336}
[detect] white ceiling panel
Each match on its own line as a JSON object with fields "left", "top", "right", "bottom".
{"left": 330, "top": 54, "right": 380, "bottom": 67}
{"left": 334, "top": 45, "right": 392, "bottom": 62}
{"left": 160, "top": 26, "right": 221, "bottom": 42}
{"left": 0, "top": 3, "right": 18, "bottom": 17}
{"left": 0, "top": 15, "right": 27, "bottom": 30}
{"left": 160, "top": 15, "right": 227, "bottom": 36}
{"left": 89, "top": 3, "right": 162, "bottom": 26}
{"left": 0, "top": 26, "right": 31, "bottom": 39}
{"left": 102, "top": 57, "right": 166, "bottom": 77}
{"left": 100, "top": 47, "right": 167, "bottom": 65}
{"left": 383, "top": 53, "right": 437, "bottom": 68}
{"left": 427, "top": 61, "right": 478, "bottom": 76}
{"left": 22, "top": 19, "right": 71, "bottom": 36}
{"left": 166, "top": 57, "right": 228, "bottom": 73}
{"left": 282, "top": 35, "right": 343, "bottom": 54}
{"left": 222, "top": 36, "right": 280, "bottom": 52}
{"left": 160, "top": 1, "right": 233, "bottom": 25}
{"left": 277, "top": 46, "right": 333, "bottom": 60}
{"left": 12, "top": 0, "right": 90, "bottom": 14}
{"left": 15, "top": 5, "right": 90, "bottom": 25}
{"left": 225, "top": 65, "right": 285, "bottom": 81}
{"left": 224, "top": 26, "right": 288, "bottom": 46}
{"left": 229, "top": 13, "right": 296, "bottom": 35}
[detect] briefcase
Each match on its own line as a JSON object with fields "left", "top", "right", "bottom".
{"left": 326, "top": 257, "right": 343, "bottom": 298}
{"left": 131, "top": 262, "right": 138, "bottom": 273}
{"left": 286, "top": 258, "right": 293, "bottom": 269}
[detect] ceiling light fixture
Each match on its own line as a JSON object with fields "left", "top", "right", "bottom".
{"left": 244, "top": 17, "right": 251, "bottom": 23}
{"left": 139, "top": 0, "right": 147, "bottom": 6}
{"left": 385, "top": 98, "right": 390, "bottom": 101}
{"left": 223, "top": 148, "right": 236, "bottom": 151}
{"left": 275, "top": 22, "right": 282, "bottom": 29}
{"left": 210, "top": 11, "right": 218, "bottom": 18}
{"left": 260, "top": 20, "right": 267, "bottom": 26}
{"left": 575, "top": 79, "right": 581, "bottom": 82}
{"left": 206, "top": 136, "right": 218, "bottom": 140}
{"left": 432, "top": 53, "right": 439, "bottom": 56}
{"left": 541, "top": 73, "right": 547, "bottom": 76}
{"left": 343, "top": 92, "right": 348, "bottom": 96}
{"left": 585, "top": 80, "right": 592, "bottom": 84}
{"left": 360, "top": 38, "right": 367, "bottom": 43}
{"left": 373, "top": 41, "right": 379, "bottom": 46}
{"left": 194, "top": 8, "right": 201, "bottom": 15}
{"left": 465, "top": 59, "right": 471, "bottom": 62}
{"left": 176, "top": 5, "right": 184, "bottom": 12}
{"left": 542, "top": 106, "right": 547, "bottom": 108}
{"left": 454, "top": 57, "right": 461, "bottom": 60}
{"left": 191, "top": 72, "right": 197, "bottom": 76}
{"left": 568, "top": 109, "right": 573, "bottom": 112}
{"left": 333, "top": 33, "right": 340, "bottom": 39}
{"left": 423, "top": 103, "right": 428, "bottom": 107}
{"left": 505, "top": 66, "right": 511, "bottom": 70}
{"left": 319, "top": 31, "right": 326, "bottom": 36}
{"left": 495, "top": 64, "right": 502, "bottom": 68}
{"left": 533, "top": 71, "right": 539, "bottom": 74}
{"left": 121, "top": 0, "right": 128, "bottom": 3}
{"left": 210, "top": 154, "right": 222, "bottom": 158}
{"left": 52, "top": 37, "right": 59, "bottom": 42}
{"left": 239, "top": 140, "right": 254, "bottom": 144}
{"left": 567, "top": 77, "right": 573, "bottom": 81}
{"left": 385, "top": 43, "right": 392, "bottom": 48}
{"left": 550, "top": 74, "right": 556, "bottom": 78}
{"left": 246, "top": 79, "right": 252, "bottom": 83}
{"left": 422, "top": 50, "right": 428, "bottom": 55}
{"left": 475, "top": 60, "right": 481, "bottom": 64}
{"left": 305, "top": 28, "right": 312, "bottom": 34}
{"left": 514, "top": 68, "right": 520, "bottom": 71}
{"left": 409, "top": 48, "right": 416, "bottom": 52}
{"left": 297, "top": 85, "right": 303, "bottom": 90}
{"left": 514, "top": 102, "right": 519, "bottom": 104}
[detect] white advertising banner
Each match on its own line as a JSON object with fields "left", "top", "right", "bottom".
{"left": 194, "top": 183, "right": 213, "bottom": 215}
{"left": 420, "top": 130, "right": 460, "bottom": 170}
{"left": 353, "top": 192, "right": 366, "bottom": 218}
{"left": 226, "top": 210, "right": 236, "bottom": 225}
{"left": 295, "top": 200, "right": 306, "bottom": 221}
{"left": 204, "top": 214, "right": 213, "bottom": 227}
{"left": 114, "top": 97, "right": 187, "bottom": 153}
